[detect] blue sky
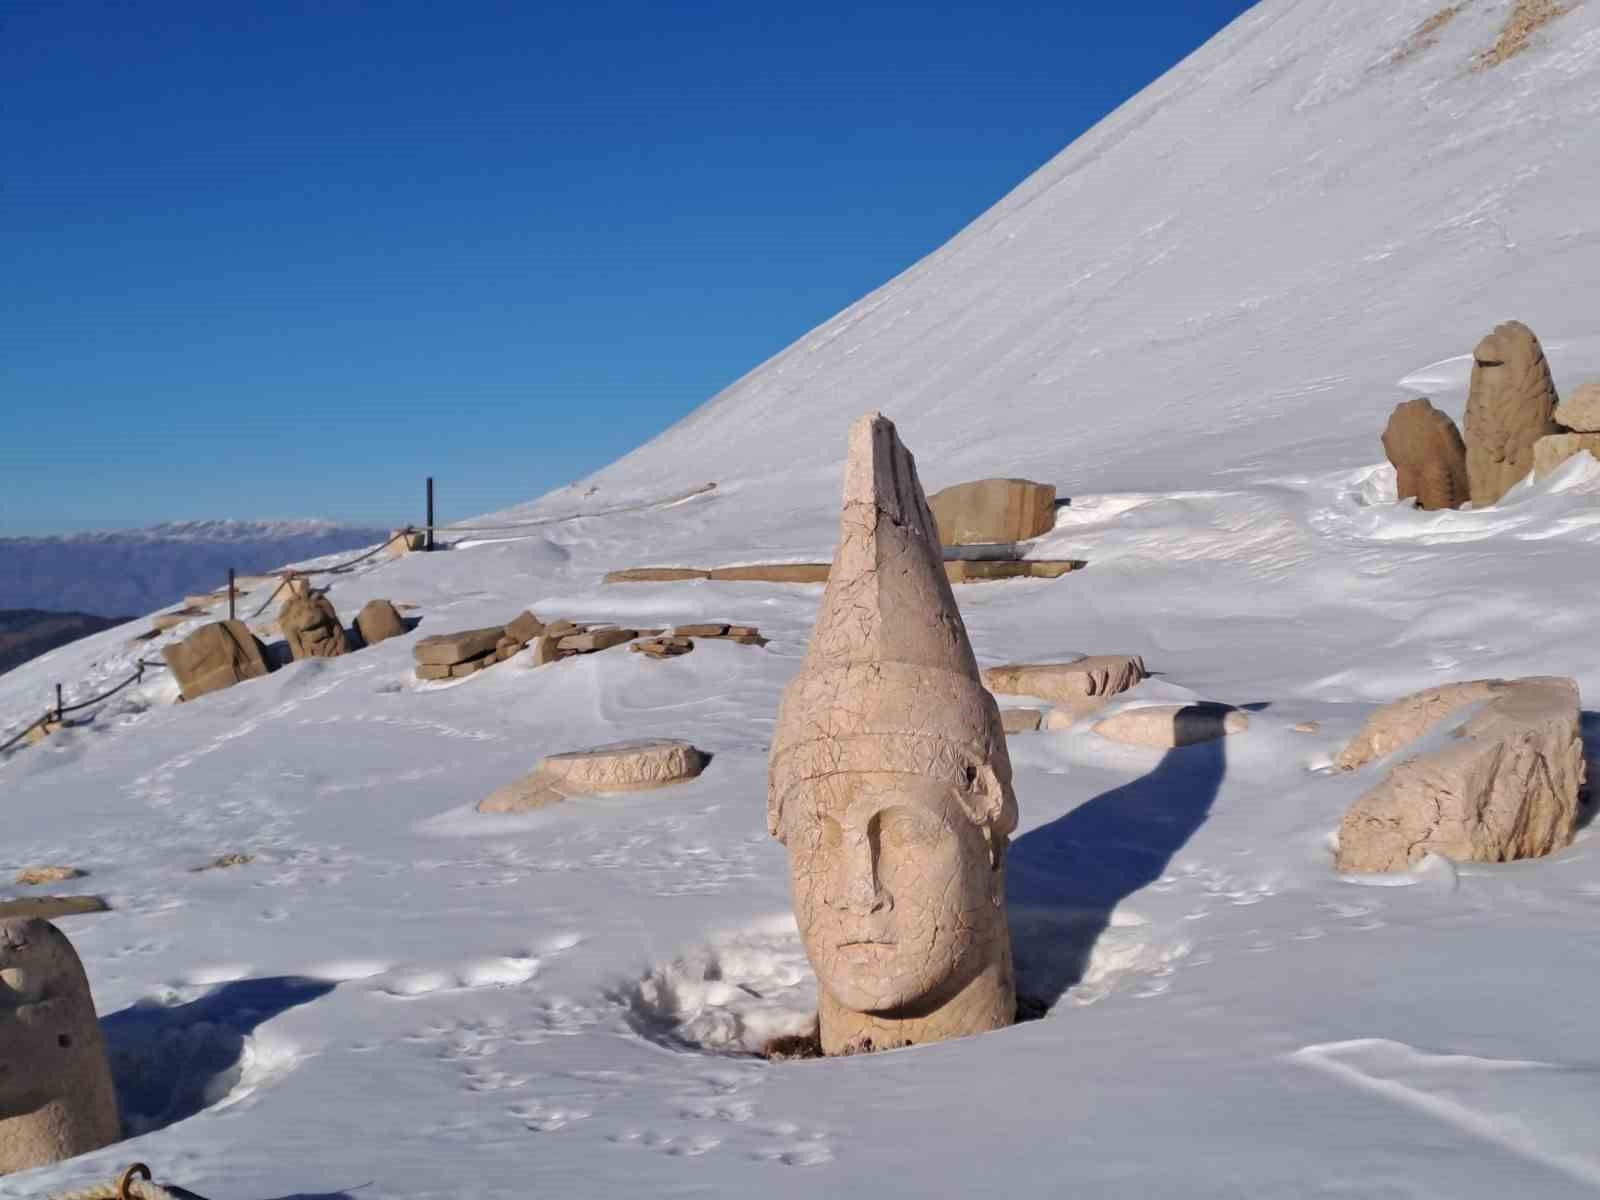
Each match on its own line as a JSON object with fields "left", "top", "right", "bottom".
{"left": 2, "top": 1, "right": 1256, "bottom": 534}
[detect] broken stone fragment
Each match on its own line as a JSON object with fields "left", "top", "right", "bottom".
{"left": 531, "top": 635, "right": 562, "bottom": 666}
{"left": 479, "top": 739, "right": 709, "bottom": 813}
{"left": 983, "top": 656, "right": 1148, "bottom": 715}
{"left": 414, "top": 663, "right": 452, "bottom": 681}
{"left": 152, "top": 608, "right": 207, "bottom": 632}
{"left": 603, "top": 567, "right": 712, "bottom": 583}
{"left": 927, "top": 478, "right": 1058, "bottom": 545}
{"left": 944, "top": 560, "right": 1082, "bottom": 582}
{"left": 1091, "top": 703, "right": 1247, "bottom": 748}
{"left": 1554, "top": 382, "right": 1600, "bottom": 432}
{"left": 1001, "top": 709, "right": 1044, "bottom": 734}
{"left": 709, "top": 564, "right": 832, "bottom": 583}
{"left": 14, "top": 867, "right": 85, "bottom": 887}
{"left": 673, "top": 623, "right": 730, "bottom": 638}
{"left": 356, "top": 599, "right": 407, "bottom": 646}
{"left": 631, "top": 637, "right": 694, "bottom": 658}
{"left": 449, "top": 652, "right": 495, "bottom": 677}
{"left": 383, "top": 528, "right": 425, "bottom": 557}
{"left": 0, "top": 918, "right": 121, "bottom": 1174}
{"left": 413, "top": 626, "right": 504, "bottom": 666}
{"left": 280, "top": 593, "right": 350, "bottom": 660}
{"left": 163, "top": 619, "right": 273, "bottom": 701}
{"left": 0, "top": 896, "right": 110, "bottom": 920}
{"left": 1336, "top": 680, "right": 1503, "bottom": 771}
{"left": 556, "top": 628, "right": 634, "bottom": 654}
{"left": 543, "top": 620, "right": 581, "bottom": 638}
{"left": 1292, "top": 721, "right": 1321, "bottom": 734}
{"left": 1382, "top": 397, "right": 1468, "bottom": 510}
{"left": 1335, "top": 677, "right": 1583, "bottom": 872}
{"left": 1532, "top": 432, "right": 1600, "bottom": 478}
{"left": 1463, "top": 320, "right": 1561, "bottom": 506}
{"left": 505, "top": 610, "right": 545, "bottom": 643}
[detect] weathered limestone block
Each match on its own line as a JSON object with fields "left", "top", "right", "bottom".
{"left": 631, "top": 637, "right": 694, "bottom": 658}
{"left": 0, "top": 897, "right": 109, "bottom": 920}
{"left": 928, "top": 478, "right": 1058, "bottom": 545}
{"left": 481, "top": 740, "right": 709, "bottom": 813}
{"left": 1001, "top": 709, "right": 1044, "bottom": 734}
{"left": 557, "top": 628, "right": 635, "bottom": 654}
{"left": 674, "top": 623, "right": 729, "bottom": 638}
{"left": 1554, "top": 382, "right": 1600, "bottom": 432}
{"left": 414, "top": 663, "right": 452, "bottom": 681}
{"left": 355, "top": 599, "right": 406, "bottom": 646}
{"left": 983, "top": 655, "right": 1148, "bottom": 717}
{"left": 604, "top": 567, "right": 711, "bottom": 583}
{"left": 1463, "top": 321, "right": 1561, "bottom": 506}
{"left": 1533, "top": 432, "right": 1600, "bottom": 478}
{"left": 163, "top": 619, "right": 272, "bottom": 701}
{"left": 449, "top": 653, "right": 494, "bottom": 677}
{"left": 1335, "top": 677, "right": 1583, "bottom": 872}
{"left": 14, "top": 867, "right": 85, "bottom": 887}
{"left": 1336, "top": 680, "right": 1502, "bottom": 771}
{"left": 152, "top": 608, "right": 206, "bottom": 632}
{"left": 1091, "top": 703, "right": 1248, "bottom": 748}
{"left": 505, "top": 610, "right": 545, "bottom": 643}
{"left": 769, "top": 413, "right": 1017, "bottom": 1055}
{"left": 531, "top": 635, "right": 562, "bottom": 667}
{"left": 1382, "top": 398, "right": 1469, "bottom": 510}
{"left": 383, "top": 528, "right": 425, "bottom": 557}
{"left": 413, "top": 626, "right": 504, "bottom": 666}
{"left": 280, "top": 594, "right": 350, "bottom": 660}
{"left": 944, "top": 560, "right": 1082, "bottom": 583}
{"left": 0, "top": 918, "right": 121, "bottom": 1175}
{"left": 709, "top": 564, "right": 831, "bottom": 583}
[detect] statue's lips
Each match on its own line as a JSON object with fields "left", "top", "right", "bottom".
{"left": 837, "top": 939, "right": 896, "bottom": 954}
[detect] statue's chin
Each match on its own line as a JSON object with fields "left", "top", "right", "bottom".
{"left": 822, "top": 959, "right": 947, "bottom": 1016}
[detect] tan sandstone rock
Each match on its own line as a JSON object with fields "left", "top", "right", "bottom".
{"left": 983, "top": 656, "right": 1148, "bottom": 717}
{"left": 1554, "top": 382, "right": 1600, "bottom": 432}
{"left": 1335, "top": 677, "right": 1583, "bottom": 873}
{"left": 1001, "top": 709, "right": 1044, "bottom": 734}
{"left": 0, "top": 919, "right": 121, "bottom": 1175}
{"left": 383, "top": 528, "right": 425, "bottom": 557}
{"left": 1091, "top": 703, "right": 1248, "bottom": 748}
{"left": 14, "top": 867, "right": 85, "bottom": 887}
{"left": 769, "top": 413, "right": 1018, "bottom": 1056}
{"left": 163, "top": 620, "right": 273, "bottom": 701}
{"left": 1382, "top": 397, "right": 1469, "bottom": 510}
{"left": 604, "top": 567, "right": 711, "bottom": 583}
{"left": 674, "top": 623, "right": 730, "bottom": 638}
{"left": 557, "top": 628, "right": 635, "bottom": 654}
{"left": 414, "top": 627, "right": 504, "bottom": 666}
{"left": 355, "top": 599, "right": 407, "bottom": 646}
{"left": 1533, "top": 432, "right": 1600, "bottom": 478}
{"left": 279, "top": 593, "right": 350, "bottom": 660}
{"left": 631, "top": 637, "right": 694, "bottom": 659}
{"left": 928, "top": 478, "right": 1058, "bottom": 545}
{"left": 709, "top": 564, "right": 832, "bottom": 584}
{"left": 481, "top": 739, "right": 709, "bottom": 813}
{"left": 0, "top": 897, "right": 109, "bottom": 920}
{"left": 1463, "top": 321, "right": 1561, "bottom": 506}
{"left": 1336, "top": 680, "right": 1503, "bottom": 771}
{"left": 414, "top": 663, "right": 452, "bottom": 681}
{"left": 505, "top": 610, "right": 545, "bottom": 643}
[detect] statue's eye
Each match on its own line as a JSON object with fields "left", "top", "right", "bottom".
{"left": 877, "top": 807, "right": 936, "bottom": 849}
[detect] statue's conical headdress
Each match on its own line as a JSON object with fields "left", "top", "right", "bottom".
{"left": 768, "top": 413, "right": 1016, "bottom": 843}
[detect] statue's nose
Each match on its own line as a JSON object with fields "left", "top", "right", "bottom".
{"left": 832, "top": 843, "right": 892, "bottom": 916}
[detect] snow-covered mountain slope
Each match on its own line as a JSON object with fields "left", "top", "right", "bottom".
{"left": 0, "top": 521, "right": 391, "bottom": 615}
{"left": 4, "top": 3, "right": 1600, "bottom": 1198}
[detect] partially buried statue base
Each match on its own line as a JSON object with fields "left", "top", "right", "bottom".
{"left": 768, "top": 412, "right": 1019, "bottom": 1055}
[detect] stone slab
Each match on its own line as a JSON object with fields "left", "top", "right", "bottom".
{"left": 414, "top": 626, "right": 505, "bottom": 666}
{"left": 557, "top": 628, "right": 635, "bottom": 653}
{"left": 505, "top": 610, "right": 545, "bottom": 643}
{"left": 604, "top": 567, "right": 711, "bottom": 583}
{"left": 983, "top": 656, "right": 1148, "bottom": 712}
{"left": 709, "top": 564, "right": 832, "bottom": 583}
{"left": 1533, "top": 432, "right": 1600, "bottom": 477}
{"left": 1091, "top": 703, "right": 1248, "bottom": 748}
{"left": 163, "top": 619, "right": 273, "bottom": 701}
{"left": 414, "top": 663, "right": 452, "bottom": 680}
{"left": 928, "top": 477, "right": 1057, "bottom": 545}
{"left": 1001, "top": 709, "right": 1044, "bottom": 734}
{"left": 0, "top": 896, "right": 109, "bottom": 919}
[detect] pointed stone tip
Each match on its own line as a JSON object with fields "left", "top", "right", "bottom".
{"left": 842, "top": 411, "right": 916, "bottom": 521}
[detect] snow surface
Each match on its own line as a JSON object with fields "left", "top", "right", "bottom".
{"left": 5, "top": 1, "right": 1600, "bottom": 1195}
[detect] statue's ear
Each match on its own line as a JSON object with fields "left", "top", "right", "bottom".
{"left": 952, "top": 761, "right": 1008, "bottom": 830}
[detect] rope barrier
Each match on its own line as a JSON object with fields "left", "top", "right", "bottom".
{"left": 0, "top": 660, "right": 165, "bottom": 757}
{"left": 45, "top": 1162, "right": 208, "bottom": 1200}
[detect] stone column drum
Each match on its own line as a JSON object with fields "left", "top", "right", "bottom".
{"left": 769, "top": 412, "right": 1018, "bottom": 1055}
{"left": 0, "top": 918, "right": 121, "bottom": 1174}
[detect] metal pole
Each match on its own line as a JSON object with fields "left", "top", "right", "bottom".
{"left": 55, "top": 684, "right": 63, "bottom": 722}
{"left": 426, "top": 476, "right": 435, "bottom": 551}
{"left": 228, "top": 568, "right": 236, "bottom": 621}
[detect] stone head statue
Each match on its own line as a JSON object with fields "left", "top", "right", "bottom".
{"left": 1463, "top": 320, "right": 1560, "bottom": 507}
{"left": 769, "top": 413, "right": 1018, "bottom": 1054}
{"left": 1381, "top": 397, "right": 1468, "bottom": 511}
{"left": 0, "top": 918, "right": 121, "bottom": 1174}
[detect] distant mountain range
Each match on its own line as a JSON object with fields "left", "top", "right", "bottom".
{"left": 0, "top": 520, "right": 391, "bottom": 617}
{"left": 0, "top": 610, "right": 131, "bottom": 676}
